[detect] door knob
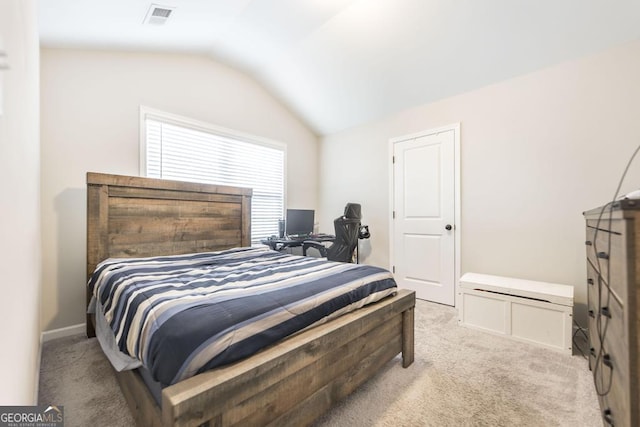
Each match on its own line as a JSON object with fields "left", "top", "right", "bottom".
{"left": 445, "top": 224, "right": 452, "bottom": 231}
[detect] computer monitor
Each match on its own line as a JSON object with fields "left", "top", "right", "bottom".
{"left": 286, "top": 209, "right": 314, "bottom": 237}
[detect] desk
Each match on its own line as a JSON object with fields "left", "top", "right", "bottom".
{"left": 261, "top": 235, "right": 335, "bottom": 252}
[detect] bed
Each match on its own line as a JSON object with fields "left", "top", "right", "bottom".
{"left": 86, "top": 172, "right": 415, "bottom": 427}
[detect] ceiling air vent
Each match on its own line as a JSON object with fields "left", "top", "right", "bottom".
{"left": 143, "top": 4, "right": 175, "bottom": 25}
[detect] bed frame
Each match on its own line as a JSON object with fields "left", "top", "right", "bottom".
{"left": 86, "top": 172, "right": 415, "bottom": 427}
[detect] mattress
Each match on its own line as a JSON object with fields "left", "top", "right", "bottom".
{"left": 88, "top": 246, "right": 397, "bottom": 385}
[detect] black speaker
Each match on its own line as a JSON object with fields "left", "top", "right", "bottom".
{"left": 278, "top": 219, "right": 285, "bottom": 238}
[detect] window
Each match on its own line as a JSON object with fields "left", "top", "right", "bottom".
{"left": 140, "top": 107, "right": 285, "bottom": 245}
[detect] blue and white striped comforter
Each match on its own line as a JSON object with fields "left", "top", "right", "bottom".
{"left": 88, "top": 246, "right": 397, "bottom": 385}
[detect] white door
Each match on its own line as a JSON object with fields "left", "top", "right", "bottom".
{"left": 392, "top": 128, "right": 457, "bottom": 305}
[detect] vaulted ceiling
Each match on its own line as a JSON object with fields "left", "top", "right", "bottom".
{"left": 37, "top": 0, "right": 640, "bottom": 135}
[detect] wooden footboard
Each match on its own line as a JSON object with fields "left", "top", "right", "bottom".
{"left": 115, "top": 289, "right": 415, "bottom": 427}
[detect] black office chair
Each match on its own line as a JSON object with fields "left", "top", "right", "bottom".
{"left": 303, "top": 203, "right": 361, "bottom": 263}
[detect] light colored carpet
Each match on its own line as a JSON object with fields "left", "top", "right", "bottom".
{"left": 39, "top": 300, "right": 601, "bottom": 426}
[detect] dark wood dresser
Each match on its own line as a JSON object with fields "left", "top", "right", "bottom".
{"left": 584, "top": 200, "right": 640, "bottom": 427}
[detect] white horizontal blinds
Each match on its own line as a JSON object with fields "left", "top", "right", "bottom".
{"left": 145, "top": 120, "right": 163, "bottom": 177}
{"left": 145, "top": 118, "right": 284, "bottom": 245}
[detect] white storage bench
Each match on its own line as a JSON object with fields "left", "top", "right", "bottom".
{"left": 458, "top": 273, "right": 574, "bottom": 354}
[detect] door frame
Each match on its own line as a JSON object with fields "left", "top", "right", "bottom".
{"left": 388, "top": 123, "right": 461, "bottom": 307}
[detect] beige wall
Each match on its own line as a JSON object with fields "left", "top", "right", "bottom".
{"left": 320, "top": 40, "right": 640, "bottom": 323}
{"left": 40, "top": 49, "right": 318, "bottom": 331}
{"left": 0, "top": 0, "right": 41, "bottom": 404}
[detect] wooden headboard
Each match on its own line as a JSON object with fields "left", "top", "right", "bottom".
{"left": 86, "top": 172, "right": 252, "bottom": 336}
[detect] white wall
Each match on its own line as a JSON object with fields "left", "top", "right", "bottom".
{"left": 40, "top": 49, "right": 318, "bottom": 331}
{"left": 320, "top": 40, "right": 640, "bottom": 324}
{"left": 0, "top": 0, "right": 41, "bottom": 404}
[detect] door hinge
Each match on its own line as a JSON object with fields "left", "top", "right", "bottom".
{"left": 392, "top": 211, "right": 395, "bottom": 219}
{"left": 392, "top": 265, "right": 395, "bottom": 273}
{"left": 392, "top": 156, "right": 395, "bottom": 164}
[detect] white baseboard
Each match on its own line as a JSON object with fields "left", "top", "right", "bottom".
{"left": 41, "top": 323, "right": 85, "bottom": 343}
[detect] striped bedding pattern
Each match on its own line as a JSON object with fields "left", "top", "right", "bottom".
{"left": 88, "top": 246, "right": 397, "bottom": 385}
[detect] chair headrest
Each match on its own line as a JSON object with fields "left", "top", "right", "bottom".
{"left": 344, "top": 203, "right": 361, "bottom": 219}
